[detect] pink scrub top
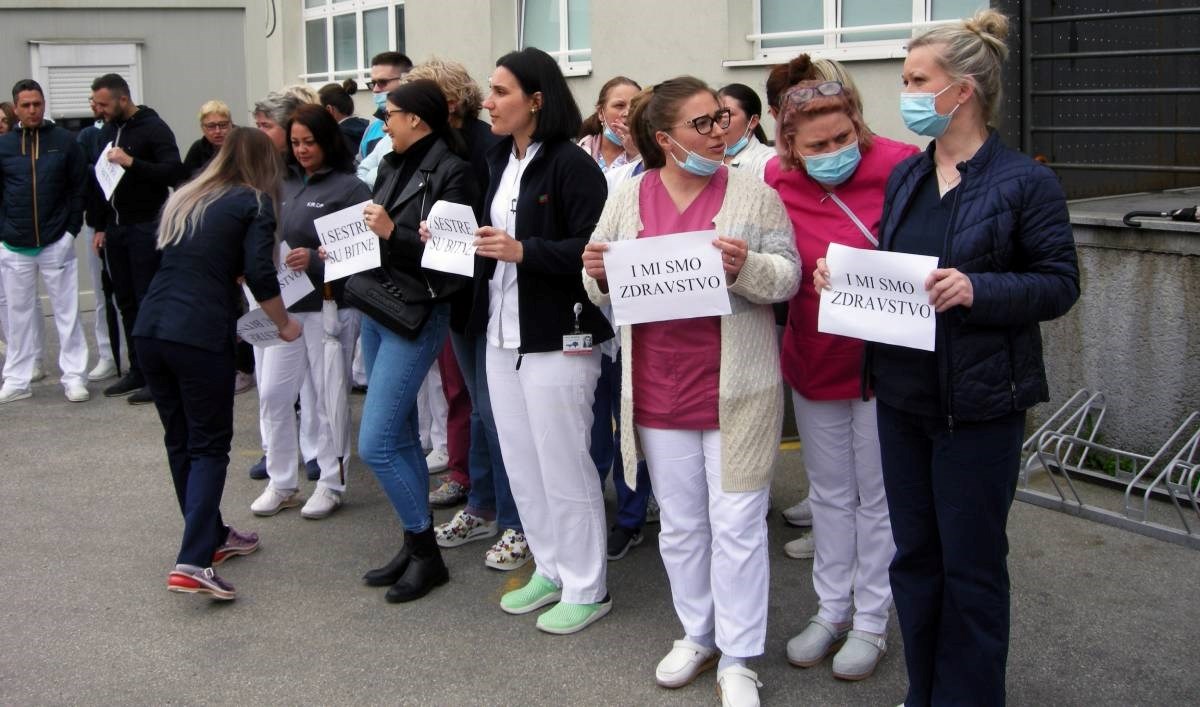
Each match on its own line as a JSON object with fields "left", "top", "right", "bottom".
{"left": 631, "top": 168, "right": 728, "bottom": 430}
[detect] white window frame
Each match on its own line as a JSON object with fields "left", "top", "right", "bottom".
{"left": 300, "top": 0, "right": 405, "bottom": 85}
{"left": 29, "top": 41, "right": 144, "bottom": 120}
{"left": 518, "top": 0, "right": 592, "bottom": 78}
{"left": 730, "top": 0, "right": 970, "bottom": 65}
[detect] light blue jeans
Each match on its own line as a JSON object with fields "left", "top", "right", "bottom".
{"left": 357, "top": 304, "right": 449, "bottom": 532}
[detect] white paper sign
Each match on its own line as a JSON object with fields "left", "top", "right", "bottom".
{"left": 94, "top": 142, "right": 125, "bottom": 201}
{"left": 315, "top": 200, "right": 378, "bottom": 282}
{"left": 817, "top": 242, "right": 939, "bottom": 351}
{"left": 421, "top": 200, "right": 478, "bottom": 276}
{"left": 602, "top": 229, "right": 732, "bottom": 326}
{"left": 236, "top": 308, "right": 286, "bottom": 347}
{"left": 277, "top": 242, "right": 316, "bottom": 308}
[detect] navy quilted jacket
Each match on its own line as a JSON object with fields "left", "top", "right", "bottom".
{"left": 875, "top": 131, "right": 1080, "bottom": 423}
{"left": 0, "top": 121, "right": 87, "bottom": 247}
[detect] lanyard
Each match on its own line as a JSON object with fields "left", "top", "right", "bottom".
{"left": 824, "top": 191, "right": 879, "bottom": 248}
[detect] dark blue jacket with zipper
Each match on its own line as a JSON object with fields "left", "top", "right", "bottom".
{"left": 0, "top": 120, "right": 87, "bottom": 247}
{"left": 874, "top": 130, "right": 1080, "bottom": 423}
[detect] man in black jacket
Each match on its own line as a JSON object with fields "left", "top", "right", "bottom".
{"left": 0, "top": 79, "right": 90, "bottom": 404}
{"left": 89, "top": 73, "right": 187, "bottom": 404}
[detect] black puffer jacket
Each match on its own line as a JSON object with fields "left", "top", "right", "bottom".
{"left": 0, "top": 120, "right": 86, "bottom": 247}
{"left": 874, "top": 131, "right": 1080, "bottom": 423}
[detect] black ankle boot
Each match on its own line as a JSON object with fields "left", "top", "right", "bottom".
{"left": 363, "top": 533, "right": 414, "bottom": 587}
{"left": 385, "top": 526, "right": 449, "bottom": 603}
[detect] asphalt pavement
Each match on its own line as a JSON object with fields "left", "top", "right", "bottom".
{"left": 1, "top": 323, "right": 1198, "bottom": 706}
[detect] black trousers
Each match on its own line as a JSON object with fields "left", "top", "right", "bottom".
{"left": 106, "top": 221, "right": 161, "bottom": 377}
{"left": 136, "top": 336, "right": 235, "bottom": 568}
{"left": 877, "top": 400, "right": 1025, "bottom": 707}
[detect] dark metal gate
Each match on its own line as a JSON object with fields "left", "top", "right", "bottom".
{"left": 1001, "top": 1, "right": 1200, "bottom": 199}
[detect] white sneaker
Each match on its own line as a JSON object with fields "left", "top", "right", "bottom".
{"left": 65, "top": 382, "right": 91, "bottom": 403}
{"left": 88, "top": 359, "right": 119, "bottom": 382}
{"left": 655, "top": 639, "right": 719, "bottom": 688}
{"left": 0, "top": 384, "right": 32, "bottom": 404}
{"left": 250, "top": 486, "right": 303, "bottom": 516}
{"left": 425, "top": 448, "right": 449, "bottom": 474}
{"left": 717, "top": 665, "right": 762, "bottom": 707}
{"left": 30, "top": 362, "right": 46, "bottom": 382}
{"left": 784, "top": 533, "right": 815, "bottom": 559}
{"left": 300, "top": 486, "right": 342, "bottom": 519}
{"left": 435, "top": 510, "right": 497, "bottom": 547}
{"left": 782, "top": 497, "right": 813, "bottom": 527}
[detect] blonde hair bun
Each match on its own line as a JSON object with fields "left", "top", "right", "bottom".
{"left": 964, "top": 9, "right": 1010, "bottom": 44}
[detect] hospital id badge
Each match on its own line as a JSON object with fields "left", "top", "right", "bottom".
{"left": 562, "top": 333, "right": 593, "bottom": 355}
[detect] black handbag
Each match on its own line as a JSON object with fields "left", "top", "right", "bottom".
{"left": 344, "top": 264, "right": 434, "bottom": 339}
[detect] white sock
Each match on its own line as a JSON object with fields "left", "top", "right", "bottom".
{"left": 174, "top": 563, "right": 203, "bottom": 574}
{"left": 687, "top": 632, "right": 717, "bottom": 650}
{"left": 718, "top": 655, "right": 746, "bottom": 671}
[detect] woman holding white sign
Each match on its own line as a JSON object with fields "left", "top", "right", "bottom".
{"left": 352, "top": 79, "right": 479, "bottom": 604}
{"left": 249, "top": 104, "right": 371, "bottom": 521}
{"left": 133, "top": 128, "right": 301, "bottom": 600}
{"left": 582, "top": 76, "right": 799, "bottom": 705}
{"left": 768, "top": 79, "right": 919, "bottom": 681}
{"left": 815, "top": 11, "right": 1079, "bottom": 706}
{"left": 465, "top": 47, "right": 614, "bottom": 635}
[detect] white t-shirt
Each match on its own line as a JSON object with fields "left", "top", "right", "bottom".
{"left": 486, "top": 142, "right": 542, "bottom": 349}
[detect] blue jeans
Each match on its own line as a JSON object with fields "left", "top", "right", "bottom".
{"left": 591, "top": 352, "right": 651, "bottom": 531}
{"left": 358, "top": 305, "right": 449, "bottom": 533}
{"left": 451, "top": 330, "right": 521, "bottom": 531}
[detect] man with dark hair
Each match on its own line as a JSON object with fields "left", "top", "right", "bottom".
{"left": 89, "top": 72, "right": 187, "bottom": 404}
{"left": 359, "top": 51, "right": 413, "bottom": 158}
{"left": 0, "top": 79, "right": 90, "bottom": 404}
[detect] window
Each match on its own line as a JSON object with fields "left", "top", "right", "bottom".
{"left": 519, "top": 0, "right": 590, "bottom": 76}
{"left": 752, "top": 0, "right": 986, "bottom": 62}
{"left": 29, "top": 42, "right": 143, "bottom": 119}
{"left": 302, "top": 1, "right": 406, "bottom": 84}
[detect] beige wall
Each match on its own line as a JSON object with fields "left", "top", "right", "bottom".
{"left": 280, "top": 0, "right": 919, "bottom": 146}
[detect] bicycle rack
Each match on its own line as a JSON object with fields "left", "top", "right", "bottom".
{"left": 1018, "top": 389, "right": 1200, "bottom": 550}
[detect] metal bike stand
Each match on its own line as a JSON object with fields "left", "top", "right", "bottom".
{"left": 1018, "top": 389, "right": 1200, "bottom": 550}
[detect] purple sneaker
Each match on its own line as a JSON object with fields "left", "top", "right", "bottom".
{"left": 212, "top": 526, "right": 259, "bottom": 566}
{"left": 167, "top": 567, "right": 236, "bottom": 601}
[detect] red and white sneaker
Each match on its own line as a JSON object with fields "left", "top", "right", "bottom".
{"left": 212, "top": 526, "right": 260, "bottom": 566}
{"left": 167, "top": 567, "right": 236, "bottom": 601}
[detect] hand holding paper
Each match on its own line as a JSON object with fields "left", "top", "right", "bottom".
{"left": 816, "top": 242, "right": 938, "bottom": 351}
{"left": 421, "top": 200, "right": 478, "bottom": 276}
{"left": 601, "top": 229, "right": 731, "bottom": 326}
{"left": 94, "top": 142, "right": 125, "bottom": 201}
{"left": 315, "top": 200, "right": 378, "bottom": 282}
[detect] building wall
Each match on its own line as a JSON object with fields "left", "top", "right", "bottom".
{"left": 283, "top": 0, "right": 923, "bottom": 146}
{"left": 0, "top": 3, "right": 265, "bottom": 145}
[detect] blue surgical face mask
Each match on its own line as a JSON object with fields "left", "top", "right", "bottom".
{"left": 802, "top": 141, "right": 862, "bottom": 186}
{"left": 666, "top": 134, "right": 723, "bottom": 177}
{"left": 373, "top": 92, "right": 388, "bottom": 112}
{"left": 602, "top": 123, "right": 623, "bottom": 147}
{"left": 725, "top": 127, "right": 752, "bottom": 157}
{"left": 900, "top": 83, "right": 959, "bottom": 138}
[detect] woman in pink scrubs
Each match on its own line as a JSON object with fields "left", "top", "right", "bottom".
{"left": 583, "top": 76, "right": 800, "bottom": 707}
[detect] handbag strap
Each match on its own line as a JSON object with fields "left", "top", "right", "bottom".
{"left": 824, "top": 191, "right": 879, "bottom": 248}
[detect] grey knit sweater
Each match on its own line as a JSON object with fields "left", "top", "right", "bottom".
{"left": 584, "top": 167, "right": 801, "bottom": 492}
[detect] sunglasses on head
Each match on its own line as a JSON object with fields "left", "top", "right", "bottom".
{"left": 782, "top": 81, "right": 844, "bottom": 108}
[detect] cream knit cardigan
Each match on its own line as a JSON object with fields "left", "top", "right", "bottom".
{"left": 583, "top": 168, "right": 801, "bottom": 493}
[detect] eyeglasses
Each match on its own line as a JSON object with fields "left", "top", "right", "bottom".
{"left": 366, "top": 77, "right": 400, "bottom": 91}
{"left": 385, "top": 108, "right": 407, "bottom": 120}
{"left": 782, "top": 81, "right": 844, "bottom": 107}
{"left": 202, "top": 121, "right": 232, "bottom": 131}
{"left": 669, "top": 108, "right": 732, "bottom": 136}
